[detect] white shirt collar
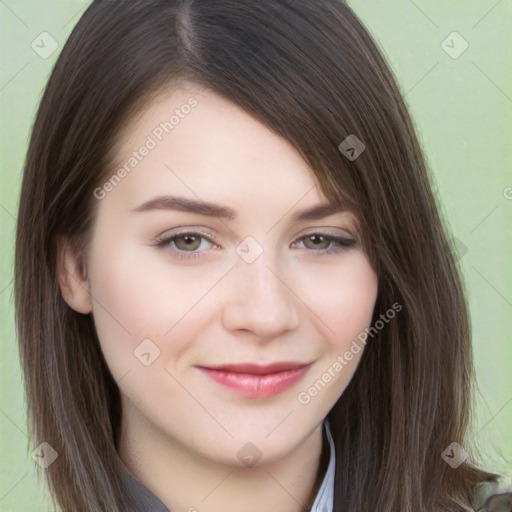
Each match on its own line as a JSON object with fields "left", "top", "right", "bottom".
{"left": 310, "top": 418, "right": 335, "bottom": 512}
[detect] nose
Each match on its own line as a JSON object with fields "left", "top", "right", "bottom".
{"left": 221, "top": 250, "right": 300, "bottom": 340}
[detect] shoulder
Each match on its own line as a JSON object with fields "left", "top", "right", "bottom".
{"left": 473, "top": 474, "right": 512, "bottom": 512}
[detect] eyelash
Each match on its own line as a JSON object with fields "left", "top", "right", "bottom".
{"left": 153, "top": 231, "right": 357, "bottom": 261}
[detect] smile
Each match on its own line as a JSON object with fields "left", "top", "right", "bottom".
{"left": 196, "top": 362, "right": 313, "bottom": 398}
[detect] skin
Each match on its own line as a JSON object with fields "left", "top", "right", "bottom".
{"left": 58, "top": 82, "right": 379, "bottom": 512}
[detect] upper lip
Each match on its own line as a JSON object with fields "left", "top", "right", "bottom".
{"left": 198, "top": 362, "right": 311, "bottom": 375}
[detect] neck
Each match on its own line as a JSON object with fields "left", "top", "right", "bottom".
{"left": 118, "top": 403, "right": 328, "bottom": 512}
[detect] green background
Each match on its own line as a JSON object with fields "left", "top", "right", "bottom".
{"left": 1, "top": 1, "right": 511, "bottom": 510}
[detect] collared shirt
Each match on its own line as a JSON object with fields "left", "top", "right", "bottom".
{"left": 117, "top": 423, "right": 512, "bottom": 511}
{"left": 119, "top": 419, "right": 336, "bottom": 512}
{"left": 475, "top": 474, "right": 512, "bottom": 512}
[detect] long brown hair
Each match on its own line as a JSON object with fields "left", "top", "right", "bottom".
{"left": 15, "top": 1, "right": 498, "bottom": 510}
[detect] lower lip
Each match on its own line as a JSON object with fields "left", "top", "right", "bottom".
{"left": 198, "top": 365, "right": 312, "bottom": 398}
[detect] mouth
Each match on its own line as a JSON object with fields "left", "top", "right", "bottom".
{"left": 196, "top": 361, "right": 313, "bottom": 398}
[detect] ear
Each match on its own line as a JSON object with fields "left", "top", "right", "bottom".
{"left": 56, "top": 236, "right": 92, "bottom": 314}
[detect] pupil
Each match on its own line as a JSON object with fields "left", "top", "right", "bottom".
{"left": 306, "top": 235, "right": 329, "bottom": 250}
{"left": 176, "top": 235, "right": 200, "bottom": 251}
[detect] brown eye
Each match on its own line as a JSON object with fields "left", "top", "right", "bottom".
{"left": 302, "top": 234, "right": 332, "bottom": 250}
{"left": 154, "top": 231, "right": 218, "bottom": 261}
{"left": 292, "top": 233, "right": 356, "bottom": 255}
{"left": 172, "top": 234, "right": 203, "bottom": 251}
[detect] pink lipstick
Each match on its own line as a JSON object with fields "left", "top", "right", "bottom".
{"left": 197, "top": 362, "right": 312, "bottom": 398}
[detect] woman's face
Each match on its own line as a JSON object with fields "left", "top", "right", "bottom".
{"left": 66, "top": 82, "right": 378, "bottom": 466}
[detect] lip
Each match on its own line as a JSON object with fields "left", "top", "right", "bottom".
{"left": 197, "top": 361, "right": 313, "bottom": 398}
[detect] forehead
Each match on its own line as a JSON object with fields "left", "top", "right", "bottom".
{"left": 101, "top": 82, "right": 329, "bottom": 216}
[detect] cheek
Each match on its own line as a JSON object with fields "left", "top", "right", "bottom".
{"left": 85, "top": 236, "right": 229, "bottom": 380}
{"left": 84, "top": 238, "right": 175, "bottom": 377}
{"left": 302, "top": 254, "right": 378, "bottom": 347}
{"left": 294, "top": 257, "right": 377, "bottom": 413}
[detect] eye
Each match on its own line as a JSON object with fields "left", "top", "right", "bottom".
{"left": 154, "top": 231, "right": 218, "bottom": 260}
{"left": 302, "top": 234, "right": 333, "bottom": 250}
{"left": 153, "top": 229, "right": 357, "bottom": 261}
{"left": 292, "top": 233, "right": 356, "bottom": 255}
{"left": 171, "top": 234, "right": 209, "bottom": 251}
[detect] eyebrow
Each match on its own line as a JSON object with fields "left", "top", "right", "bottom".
{"left": 130, "top": 195, "right": 346, "bottom": 222}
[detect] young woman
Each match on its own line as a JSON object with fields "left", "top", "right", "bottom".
{"left": 14, "top": 1, "right": 509, "bottom": 511}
